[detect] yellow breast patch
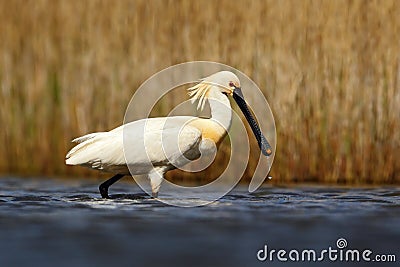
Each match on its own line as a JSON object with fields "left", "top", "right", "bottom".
{"left": 188, "top": 118, "right": 227, "bottom": 145}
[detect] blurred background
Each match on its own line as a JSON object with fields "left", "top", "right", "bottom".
{"left": 0, "top": 0, "right": 399, "bottom": 184}
{"left": 1, "top": 2, "right": 399, "bottom": 267}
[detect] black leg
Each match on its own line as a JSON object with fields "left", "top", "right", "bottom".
{"left": 99, "top": 174, "right": 124, "bottom": 199}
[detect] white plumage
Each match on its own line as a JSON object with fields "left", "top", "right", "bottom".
{"left": 66, "top": 116, "right": 201, "bottom": 173}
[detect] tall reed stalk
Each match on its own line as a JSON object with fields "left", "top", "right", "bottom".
{"left": 0, "top": 0, "right": 398, "bottom": 183}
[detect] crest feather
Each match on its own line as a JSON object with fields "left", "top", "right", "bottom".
{"left": 187, "top": 81, "right": 211, "bottom": 111}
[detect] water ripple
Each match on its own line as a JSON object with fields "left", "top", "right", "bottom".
{"left": 0, "top": 177, "right": 399, "bottom": 267}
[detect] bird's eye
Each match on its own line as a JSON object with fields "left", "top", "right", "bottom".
{"left": 229, "top": 81, "right": 235, "bottom": 87}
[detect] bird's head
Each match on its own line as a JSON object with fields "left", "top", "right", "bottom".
{"left": 188, "top": 71, "right": 240, "bottom": 110}
{"left": 188, "top": 71, "right": 272, "bottom": 157}
{"left": 204, "top": 70, "right": 241, "bottom": 96}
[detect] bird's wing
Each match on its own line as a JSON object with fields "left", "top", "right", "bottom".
{"left": 65, "top": 116, "right": 202, "bottom": 173}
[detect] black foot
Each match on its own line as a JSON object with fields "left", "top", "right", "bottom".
{"left": 98, "top": 174, "right": 124, "bottom": 199}
{"left": 99, "top": 184, "right": 110, "bottom": 199}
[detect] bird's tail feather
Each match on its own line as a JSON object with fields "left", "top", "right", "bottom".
{"left": 71, "top": 132, "right": 105, "bottom": 143}
{"left": 66, "top": 132, "right": 107, "bottom": 164}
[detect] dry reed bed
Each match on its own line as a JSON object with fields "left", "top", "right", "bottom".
{"left": 0, "top": 0, "right": 399, "bottom": 183}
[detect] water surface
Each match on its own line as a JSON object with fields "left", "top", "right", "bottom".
{"left": 0, "top": 177, "right": 399, "bottom": 267}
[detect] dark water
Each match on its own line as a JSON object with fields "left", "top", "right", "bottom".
{"left": 0, "top": 177, "right": 399, "bottom": 267}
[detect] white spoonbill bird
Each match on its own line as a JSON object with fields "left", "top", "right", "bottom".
{"left": 65, "top": 71, "right": 272, "bottom": 198}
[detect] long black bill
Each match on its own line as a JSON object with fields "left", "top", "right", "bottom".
{"left": 232, "top": 88, "right": 272, "bottom": 156}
